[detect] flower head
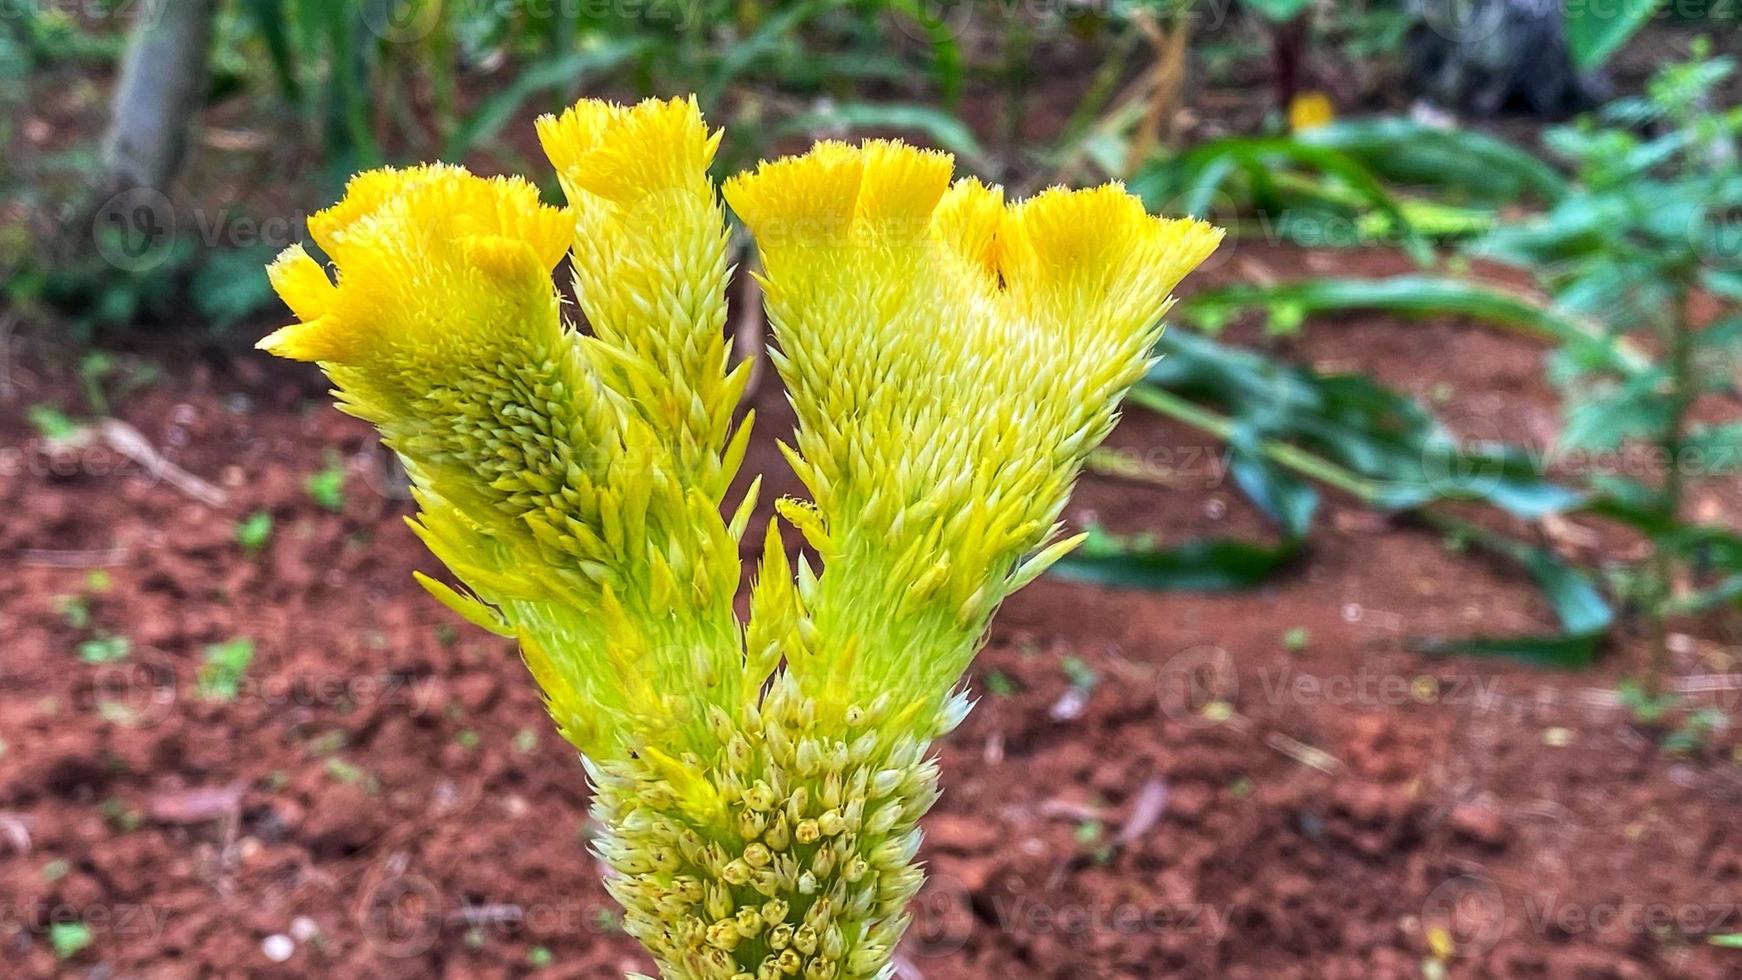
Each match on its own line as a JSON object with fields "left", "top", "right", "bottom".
{"left": 262, "top": 105, "right": 1219, "bottom": 980}
{"left": 726, "top": 141, "right": 1222, "bottom": 728}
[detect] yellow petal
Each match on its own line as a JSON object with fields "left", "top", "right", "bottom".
{"left": 265, "top": 243, "right": 336, "bottom": 321}
{"left": 538, "top": 95, "right": 718, "bottom": 204}
{"left": 255, "top": 315, "right": 347, "bottom": 363}
{"left": 854, "top": 139, "right": 953, "bottom": 236}
{"left": 725, "top": 141, "right": 865, "bottom": 245}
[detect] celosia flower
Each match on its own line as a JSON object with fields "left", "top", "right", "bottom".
{"left": 261, "top": 96, "right": 1218, "bottom": 980}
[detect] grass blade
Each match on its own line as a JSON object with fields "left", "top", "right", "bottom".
{"left": 777, "top": 101, "right": 990, "bottom": 170}
{"left": 1050, "top": 528, "right": 1303, "bottom": 592}
{"left": 442, "top": 39, "right": 650, "bottom": 160}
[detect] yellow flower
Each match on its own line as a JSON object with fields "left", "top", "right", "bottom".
{"left": 1288, "top": 90, "right": 1336, "bottom": 133}
{"left": 262, "top": 102, "right": 1220, "bottom": 980}
{"left": 725, "top": 140, "right": 1222, "bottom": 729}
{"left": 260, "top": 106, "right": 755, "bottom": 768}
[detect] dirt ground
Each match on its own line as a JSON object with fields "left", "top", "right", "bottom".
{"left": 3, "top": 236, "right": 1741, "bottom": 980}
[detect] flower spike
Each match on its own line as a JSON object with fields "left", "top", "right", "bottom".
{"left": 264, "top": 104, "right": 1219, "bottom": 980}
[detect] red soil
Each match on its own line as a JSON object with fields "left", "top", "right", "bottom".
{"left": 3, "top": 244, "right": 1740, "bottom": 979}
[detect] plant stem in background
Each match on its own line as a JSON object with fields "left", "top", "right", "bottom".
{"left": 103, "top": 0, "right": 216, "bottom": 192}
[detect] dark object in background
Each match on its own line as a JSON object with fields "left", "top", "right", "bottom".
{"left": 102, "top": 0, "right": 217, "bottom": 192}
{"left": 1406, "top": 0, "right": 1608, "bottom": 118}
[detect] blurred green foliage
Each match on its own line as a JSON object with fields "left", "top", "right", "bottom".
{"left": 2, "top": 0, "right": 1738, "bottom": 670}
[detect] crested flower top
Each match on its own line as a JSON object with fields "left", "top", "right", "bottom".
{"left": 725, "top": 140, "right": 1221, "bottom": 726}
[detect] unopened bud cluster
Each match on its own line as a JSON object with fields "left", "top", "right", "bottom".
{"left": 594, "top": 676, "right": 960, "bottom": 978}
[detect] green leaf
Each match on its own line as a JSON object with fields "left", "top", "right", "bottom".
{"left": 27, "top": 404, "right": 81, "bottom": 441}
{"left": 777, "top": 102, "right": 990, "bottom": 170}
{"left": 443, "top": 38, "right": 650, "bottom": 159}
{"left": 1241, "top": 0, "right": 1314, "bottom": 22}
{"left": 703, "top": 1, "right": 825, "bottom": 102}
{"left": 194, "top": 245, "right": 281, "bottom": 330}
{"left": 1565, "top": 0, "right": 1662, "bottom": 71}
{"left": 239, "top": 0, "right": 302, "bottom": 102}
{"left": 884, "top": 0, "right": 964, "bottom": 104}
{"left": 1227, "top": 429, "right": 1318, "bottom": 537}
{"left": 1049, "top": 526, "right": 1302, "bottom": 592}
{"left": 1146, "top": 330, "right": 1583, "bottom": 521}
{"left": 1411, "top": 631, "right": 1605, "bottom": 667}
{"left": 235, "top": 511, "right": 274, "bottom": 552}
{"left": 198, "top": 637, "right": 257, "bottom": 702}
{"left": 1179, "top": 276, "right": 1628, "bottom": 365}
{"left": 79, "top": 634, "right": 131, "bottom": 664}
{"left": 1409, "top": 525, "right": 1613, "bottom": 666}
{"left": 305, "top": 456, "right": 347, "bottom": 512}
{"left": 50, "top": 922, "right": 92, "bottom": 960}
{"left": 1134, "top": 136, "right": 1421, "bottom": 254}
{"left": 1300, "top": 118, "right": 1568, "bottom": 204}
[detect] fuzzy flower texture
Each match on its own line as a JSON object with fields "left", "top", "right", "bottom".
{"left": 260, "top": 96, "right": 1219, "bottom": 979}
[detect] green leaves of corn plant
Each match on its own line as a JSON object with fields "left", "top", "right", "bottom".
{"left": 1145, "top": 330, "right": 1582, "bottom": 520}
{"left": 1055, "top": 328, "right": 1611, "bottom": 664}
{"left": 1050, "top": 527, "right": 1308, "bottom": 592}
{"left": 1131, "top": 119, "right": 1566, "bottom": 259}
{"left": 1297, "top": 118, "right": 1569, "bottom": 205}
{"left": 1135, "top": 135, "right": 1415, "bottom": 234}
{"left": 1177, "top": 275, "right": 1643, "bottom": 374}
{"left": 1408, "top": 515, "right": 1613, "bottom": 667}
